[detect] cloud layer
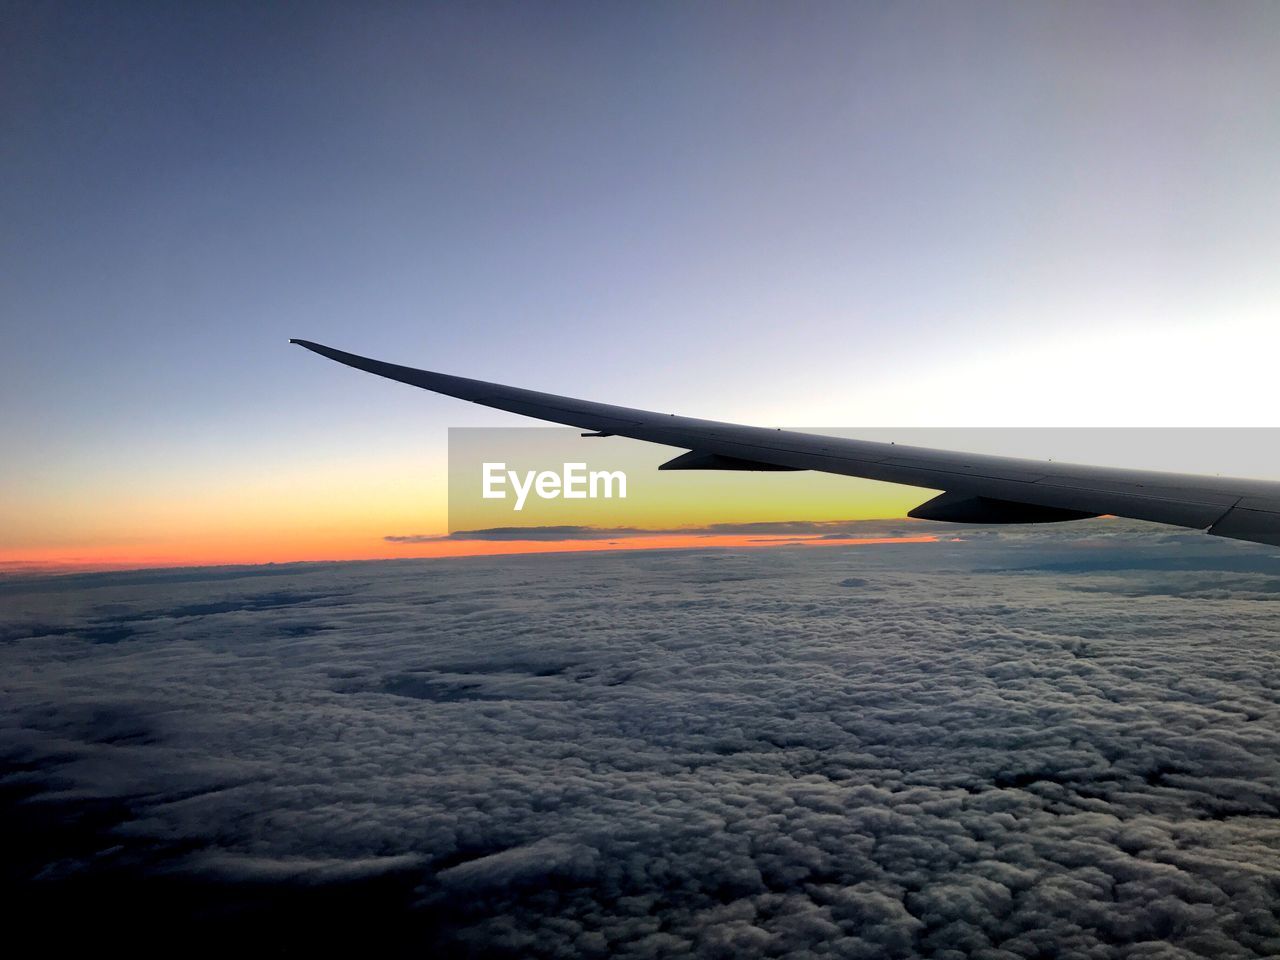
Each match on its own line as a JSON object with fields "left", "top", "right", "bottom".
{"left": 3, "top": 521, "right": 1280, "bottom": 955}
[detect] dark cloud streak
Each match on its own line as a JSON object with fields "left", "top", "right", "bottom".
{"left": 387, "top": 518, "right": 942, "bottom": 542}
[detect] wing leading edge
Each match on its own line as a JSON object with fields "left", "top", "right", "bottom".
{"left": 290, "top": 339, "right": 1280, "bottom": 548}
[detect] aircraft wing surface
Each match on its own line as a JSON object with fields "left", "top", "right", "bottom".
{"left": 291, "top": 339, "right": 1280, "bottom": 548}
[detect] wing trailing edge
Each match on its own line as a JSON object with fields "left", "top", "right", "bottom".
{"left": 659, "top": 451, "right": 803, "bottom": 471}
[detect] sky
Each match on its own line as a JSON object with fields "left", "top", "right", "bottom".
{"left": 5, "top": 2, "right": 1280, "bottom": 569}
{"left": 5, "top": 530, "right": 1280, "bottom": 953}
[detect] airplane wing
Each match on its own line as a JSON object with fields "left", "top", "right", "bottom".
{"left": 290, "top": 339, "right": 1280, "bottom": 548}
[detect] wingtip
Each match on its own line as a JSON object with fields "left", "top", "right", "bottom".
{"left": 289, "top": 339, "right": 366, "bottom": 366}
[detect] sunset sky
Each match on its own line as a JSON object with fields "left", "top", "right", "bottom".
{"left": 5, "top": 2, "right": 1280, "bottom": 571}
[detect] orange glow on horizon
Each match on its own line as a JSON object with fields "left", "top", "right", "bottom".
{"left": 0, "top": 533, "right": 939, "bottom": 576}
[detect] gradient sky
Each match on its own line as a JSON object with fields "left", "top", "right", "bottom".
{"left": 5, "top": 2, "right": 1280, "bottom": 569}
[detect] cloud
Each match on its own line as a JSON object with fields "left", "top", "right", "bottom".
{"left": 387, "top": 518, "right": 946, "bottom": 542}
{"left": 437, "top": 838, "right": 600, "bottom": 891}
{"left": 387, "top": 525, "right": 647, "bottom": 542}
{"left": 3, "top": 529, "right": 1280, "bottom": 955}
